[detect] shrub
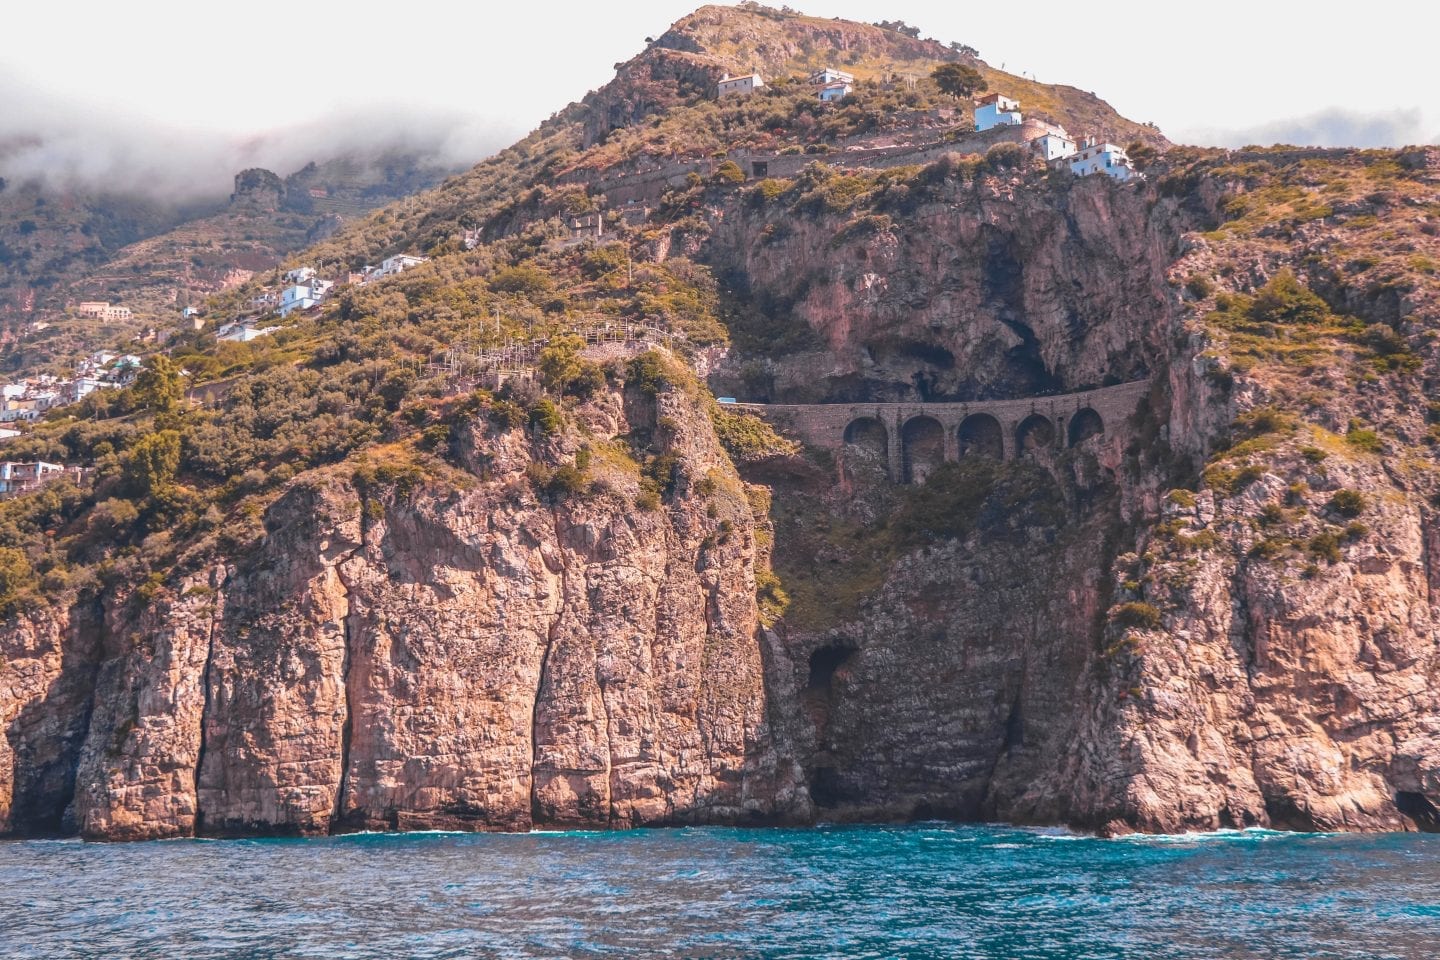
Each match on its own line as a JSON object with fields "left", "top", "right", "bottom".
{"left": 420, "top": 424, "right": 452, "bottom": 451}
{"left": 1300, "top": 445, "right": 1328, "bottom": 463}
{"left": 489, "top": 400, "right": 527, "bottom": 430}
{"left": 747, "top": 178, "right": 790, "bottom": 207}
{"left": 890, "top": 460, "right": 1061, "bottom": 545}
{"left": 1250, "top": 537, "right": 1290, "bottom": 559}
{"left": 528, "top": 398, "right": 561, "bottom": 436}
{"left": 1203, "top": 463, "right": 1264, "bottom": 496}
{"left": 1345, "top": 422, "right": 1383, "bottom": 453}
{"left": 713, "top": 160, "right": 746, "bottom": 184}
{"left": 538, "top": 335, "right": 606, "bottom": 399}
{"left": 755, "top": 568, "right": 790, "bottom": 626}
{"left": 626, "top": 352, "right": 672, "bottom": 396}
{"left": 1361, "top": 323, "right": 1409, "bottom": 356}
{"left": 1247, "top": 270, "right": 1330, "bottom": 326}
{"left": 1112, "top": 601, "right": 1162, "bottom": 630}
{"left": 580, "top": 246, "right": 629, "bottom": 281}
{"left": 545, "top": 463, "right": 589, "bottom": 498}
{"left": 1308, "top": 531, "right": 1342, "bottom": 563}
{"left": 1235, "top": 406, "right": 1296, "bottom": 437}
{"left": 1176, "top": 528, "right": 1220, "bottom": 552}
{"left": 489, "top": 264, "right": 552, "bottom": 297}
{"left": 1329, "top": 489, "right": 1367, "bottom": 517}
{"left": 712, "top": 409, "right": 799, "bottom": 462}
{"left": 644, "top": 453, "right": 680, "bottom": 497}
{"left": 1185, "top": 275, "right": 1214, "bottom": 299}
{"left": 1166, "top": 489, "right": 1198, "bottom": 508}
{"left": 983, "top": 142, "right": 1029, "bottom": 171}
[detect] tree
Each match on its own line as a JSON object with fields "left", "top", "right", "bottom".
{"left": 1125, "top": 140, "right": 1159, "bottom": 171}
{"left": 134, "top": 356, "right": 183, "bottom": 414}
{"left": 538, "top": 335, "right": 585, "bottom": 393}
{"left": 539, "top": 336, "right": 606, "bottom": 401}
{"left": 931, "top": 63, "right": 987, "bottom": 100}
{"left": 875, "top": 19, "right": 921, "bottom": 38}
{"left": 123, "top": 430, "right": 182, "bottom": 497}
{"left": 0, "top": 547, "right": 33, "bottom": 616}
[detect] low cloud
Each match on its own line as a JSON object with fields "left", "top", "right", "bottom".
{"left": 1177, "top": 107, "right": 1437, "bottom": 150}
{"left": 0, "top": 70, "right": 518, "bottom": 203}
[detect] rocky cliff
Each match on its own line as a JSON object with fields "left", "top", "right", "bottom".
{"left": 3, "top": 371, "right": 806, "bottom": 839}
{"left": 703, "top": 146, "right": 1440, "bottom": 834}
{"left": 3, "top": 6, "right": 1440, "bottom": 841}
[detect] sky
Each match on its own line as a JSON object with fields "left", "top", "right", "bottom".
{"left": 2, "top": 0, "right": 1436, "bottom": 199}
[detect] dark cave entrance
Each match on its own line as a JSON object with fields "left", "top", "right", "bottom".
{"left": 1396, "top": 791, "right": 1440, "bottom": 832}
{"left": 808, "top": 644, "right": 857, "bottom": 692}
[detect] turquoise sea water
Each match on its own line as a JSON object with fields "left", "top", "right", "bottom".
{"left": 2, "top": 823, "right": 1437, "bottom": 959}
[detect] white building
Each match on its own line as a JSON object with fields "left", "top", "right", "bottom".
{"left": 817, "top": 80, "right": 852, "bottom": 103}
{"left": 0, "top": 461, "right": 65, "bottom": 497}
{"left": 371, "top": 254, "right": 428, "bottom": 280}
{"left": 808, "top": 68, "right": 854, "bottom": 86}
{"left": 284, "top": 266, "right": 317, "bottom": 283}
{"left": 65, "top": 378, "right": 113, "bottom": 403}
{"left": 1069, "top": 140, "right": 1137, "bottom": 180}
{"left": 1033, "top": 131, "right": 1077, "bottom": 162}
{"left": 717, "top": 72, "right": 765, "bottom": 98}
{"left": 218, "top": 322, "right": 280, "bottom": 343}
{"left": 0, "top": 400, "right": 41, "bottom": 423}
{"left": 974, "top": 93, "right": 1022, "bottom": 131}
{"left": 277, "top": 279, "right": 334, "bottom": 317}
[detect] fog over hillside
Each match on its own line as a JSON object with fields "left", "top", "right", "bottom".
{"left": 1183, "top": 107, "right": 1437, "bottom": 153}
{"left": 0, "top": 70, "right": 519, "bottom": 201}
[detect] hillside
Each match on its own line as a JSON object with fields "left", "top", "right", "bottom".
{"left": 0, "top": 150, "right": 457, "bottom": 374}
{"left": 1, "top": 4, "right": 1439, "bottom": 840}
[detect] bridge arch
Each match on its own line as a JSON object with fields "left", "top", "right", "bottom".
{"left": 1016, "top": 414, "right": 1056, "bottom": 457}
{"left": 901, "top": 415, "right": 944, "bottom": 483}
{"left": 958, "top": 413, "right": 1004, "bottom": 460}
{"left": 843, "top": 416, "right": 889, "bottom": 473}
{"left": 1067, "top": 408, "right": 1104, "bottom": 447}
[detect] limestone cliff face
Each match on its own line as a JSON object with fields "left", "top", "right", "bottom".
{"left": 708, "top": 173, "right": 1180, "bottom": 403}
{"left": 3, "top": 376, "right": 805, "bottom": 839}
{"left": 695, "top": 156, "right": 1440, "bottom": 834}
{"left": 1011, "top": 453, "right": 1440, "bottom": 834}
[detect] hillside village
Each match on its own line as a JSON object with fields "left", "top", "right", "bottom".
{"left": 719, "top": 68, "right": 1140, "bottom": 180}
{"left": 0, "top": 250, "right": 429, "bottom": 497}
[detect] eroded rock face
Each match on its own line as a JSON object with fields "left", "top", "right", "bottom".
{"left": 0, "top": 603, "right": 100, "bottom": 836}
{"left": 4, "top": 379, "right": 806, "bottom": 840}
{"left": 1009, "top": 457, "right": 1440, "bottom": 835}
{"left": 708, "top": 175, "right": 1182, "bottom": 403}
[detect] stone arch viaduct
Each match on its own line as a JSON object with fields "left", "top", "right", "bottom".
{"left": 737, "top": 380, "right": 1151, "bottom": 483}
